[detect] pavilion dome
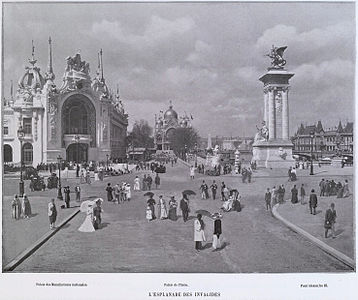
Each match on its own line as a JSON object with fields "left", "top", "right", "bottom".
{"left": 18, "top": 64, "right": 45, "bottom": 91}
{"left": 164, "top": 105, "right": 178, "bottom": 120}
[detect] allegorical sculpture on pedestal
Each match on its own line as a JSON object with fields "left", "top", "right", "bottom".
{"left": 252, "top": 45, "right": 295, "bottom": 168}
{"left": 266, "top": 45, "right": 287, "bottom": 69}
{"left": 254, "top": 121, "right": 269, "bottom": 142}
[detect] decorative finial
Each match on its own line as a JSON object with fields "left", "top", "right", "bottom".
{"left": 28, "top": 40, "right": 37, "bottom": 65}
{"left": 169, "top": 100, "right": 172, "bottom": 108}
{"left": 10, "top": 80, "right": 13, "bottom": 99}
{"left": 100, "top": 48, "right": 104, "bottom": 80}
{"left": 46, "top": 36, "right": 55, "bottom": 80}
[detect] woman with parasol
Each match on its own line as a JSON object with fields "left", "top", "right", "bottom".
{"left": 78, "top": 200, "right": 95, "bottom": 232}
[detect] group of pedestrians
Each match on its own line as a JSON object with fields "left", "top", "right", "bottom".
{"left": 132, "top": 173, "right": 161, "bottom": 191}
{"left": 106, "top": 182, "right": 131, "bottom": 204}
{"left": 199, "top": 180, "right": 233, "bottom": 201}
{"left": 241, "top": 167, "right": 252, "bottom": 183}
{"left": 264, "top": 185, "right": 286, "bottom": 211}
{"left": 146, "top": 193, "right": 190, "bottom": 222}
{"left": 194, "top": 213, "right": 223, "bottom": 252}
{"left": 319, "top": 178, "right": 350, "bottom": 198}
{"left": 11, "top": 194, "right": 32, "bottom": 220}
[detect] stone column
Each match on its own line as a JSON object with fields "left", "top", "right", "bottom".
{"left": 268, "top": 88, "right": 275, "bottom": 140}
{"left": 281, "top": 88, "right": 289, "bottom": 140}
{"left": 264, "top": 90, "right": 269, "bottom": 124}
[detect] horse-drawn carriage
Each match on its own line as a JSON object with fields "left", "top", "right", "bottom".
{"left": 30, "top": 176, "right": 46, "bottom": 191}
{"left": 47, "top": 173, "right": 59, "bottom": 189}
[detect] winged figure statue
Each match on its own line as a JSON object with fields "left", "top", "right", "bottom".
{"left": 266, "top": 45, "right": 287, "bottom": 69}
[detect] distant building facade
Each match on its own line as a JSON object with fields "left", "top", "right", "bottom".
{"left": 292, "top": 121, "right": 353, "bottom": 156}
{"left": 154, "top": 103, "right": 192, "bottom": 151}
{"left": 3, "top": 39, "right": 128, "bottom": 166}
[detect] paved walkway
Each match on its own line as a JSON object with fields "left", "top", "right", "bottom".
{"left": 9, "top": 162, "right": 352, "bottom": 273}
{"left": 2, "top": 195, "right": 79, "bottom": 266}
{"left": 276, "top": 194, "right": 354, "bottom": 260}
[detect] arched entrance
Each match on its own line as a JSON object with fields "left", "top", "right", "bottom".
{"left": 66, "top": 143, "right": 88, "bottom": 163}
{"left": 22, "top": 143, "right": 33, "bottom": 165}
{"left": 4, "top": 144, "right": 13, "bottom": 163}
{"left": 61, "top": 94, "right": 96, "bottom": 148}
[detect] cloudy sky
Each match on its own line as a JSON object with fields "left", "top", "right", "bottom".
{"left": 2, "top": 2, "right": 355, "bottom": 137}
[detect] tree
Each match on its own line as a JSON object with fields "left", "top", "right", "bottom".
{"left": 127, "top": 120, "right": 154, "bottom": 148}
{"left": 168, "top": 127, "right": 200, "bottom": 157}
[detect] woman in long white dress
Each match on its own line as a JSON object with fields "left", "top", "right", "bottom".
{"left": 125, "top": 184, "right": 131, "bottom": 201}
{"left": 78, "top": 205, "right": 95, "bottom": 232}
{"left": 158, "top": 196, "right": 168, "bottom": 219}
{"left": 221, "top": 195, "right": 234, "bottom": 212}
{"left": 134, "top": 176, "right": 140, "bottom": 191}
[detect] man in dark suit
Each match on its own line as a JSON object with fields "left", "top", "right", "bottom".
{"left": 93, "top": 200, "right": 103, "bottom": 230}
{"left": 309, "top": 189, "right": 318, "bottom": 215}
{"left": 210, "top": 180, "right": 218, "bottom": 200}
{"left": 64, "top": 186, "right": 71, "bottom": 208}
{"left": 324, "top": 203, "right": 337, "bottom": 238}
{"left": 180, "top": 194, "right": 190, "bottom": 222}
{"left": 265, "top": 188, "right": 272, "bottom": 211}
{"left": 213, "top": 215, "right": 222, "bottom": 250}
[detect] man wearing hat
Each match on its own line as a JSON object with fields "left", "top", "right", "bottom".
{"left": 48, "top": 198, "right": 57, "bottom": 230}
{"left": 180, "top": 193, "right": 190, "bottom": 222}
{"left": 93, "top": 199, "right": 103, "bottom": 230}
{"left": 212, "top": 213, "right": 223, "bottom": 250}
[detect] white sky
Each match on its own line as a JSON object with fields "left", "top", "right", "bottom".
{"left": 2, "top": 2, "right": 355, "bottom": 136}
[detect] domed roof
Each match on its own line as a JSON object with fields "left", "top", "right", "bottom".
{"left": 18, "top": 65, "right": 45, "bottom": 91}
{"left": 18, "top": 42, "right": 45, "bottom": 91}
{"left": 164, "top": 105, "right": 178, "bottom": 120}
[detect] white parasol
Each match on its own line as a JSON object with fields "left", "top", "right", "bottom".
{"left": 80, "top": 200, "right": 95, "bottom": 213}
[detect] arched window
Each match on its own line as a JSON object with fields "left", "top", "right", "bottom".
{"left": 22, "top": 143, "right": 33, "bottom": 164}
{"left": 4, "top": 144, "right": 13, "bottom": 163}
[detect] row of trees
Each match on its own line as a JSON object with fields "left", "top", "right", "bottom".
{"left": 127, "top": 119, "right": 200, "bottom": 155}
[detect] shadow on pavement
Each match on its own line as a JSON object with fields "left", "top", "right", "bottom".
{"left": 336, "top": 229, "right": 345, "bottom": 236}
{"left": 100, "top": 222, "right": 110, "bottom": 229}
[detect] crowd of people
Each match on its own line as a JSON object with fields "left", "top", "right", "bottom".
{"left": 264, "top": 185, "right": 286, "bottom": 211}
{"left": 145, "top": 192, "right": 190, "bottom": 222}
{"left": 105, "top": 182, "right": 132, "bottom": 204}
{"left": 319, "top": 178, "right": 350, "bottom": 198}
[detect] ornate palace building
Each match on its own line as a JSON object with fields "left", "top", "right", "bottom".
{"left": 292, "top": 121, "right": 353, "bottom": 156}
{"left": 3, "top": 38, "right": 128, "bottom": 166}
{"left": 154, "top": 103, "right": 192, "bottom": 151}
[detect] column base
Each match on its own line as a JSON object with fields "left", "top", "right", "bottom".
{"left": 252, "top": 140, "right": 295, "bottom": 169}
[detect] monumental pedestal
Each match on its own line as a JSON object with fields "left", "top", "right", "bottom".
{"left": 252, "top": 140, "right": 295, "bottom": 169}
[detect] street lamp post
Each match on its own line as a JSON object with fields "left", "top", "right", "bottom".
{"left": 17, "top": 126, "right": 25, "bottom": 197}
{"left": 57, "top": 155, "right": 63, "bottom": 200}
{"left": 310, "top": 131, "right": 314, "bottom": 175}
{"left": 194, "top": 143, "right": 198, "bottom": 167}
{"left": 184, "top": 144, "right": 187, "bottom": 162}
{"left": 74, "top": 135, "right": 80, "bottom": 163}
{"left": 106, "top": 154, "right": 109, "bottom": 170}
